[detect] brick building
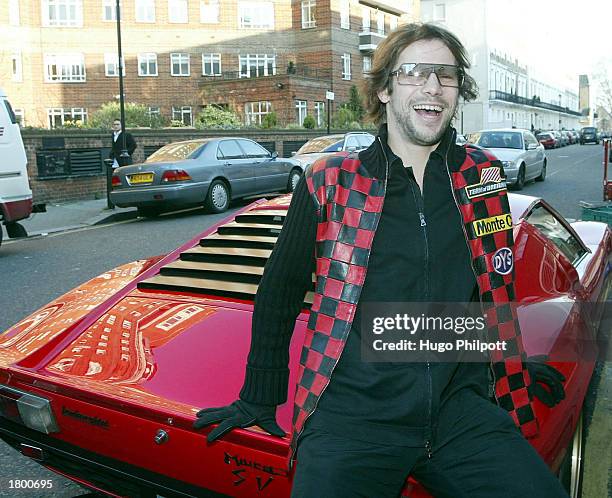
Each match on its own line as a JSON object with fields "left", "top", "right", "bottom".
{"left": 2, "top": 0, "right": 417, "bottom": 129}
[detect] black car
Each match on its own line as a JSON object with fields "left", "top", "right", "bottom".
{"left": 580, "top": 126, "right": 599, "bottom": 145}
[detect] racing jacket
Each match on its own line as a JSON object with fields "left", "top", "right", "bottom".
{"left": 290, "top": 130, "right": 538, "bottom": 460}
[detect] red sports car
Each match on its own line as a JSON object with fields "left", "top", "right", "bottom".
{"left": 0, "top": 193, "right": 610, "bottom": 498}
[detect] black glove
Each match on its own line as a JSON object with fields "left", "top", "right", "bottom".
{"left": 527, "top": 356, "right": 566, "bottom": 408}
{"left": 193, "top": 400, "right": 285, "bottom": 443}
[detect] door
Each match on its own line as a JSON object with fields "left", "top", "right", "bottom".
{"left": 523, "top": 132, "right": 542, "bottom": 179}
{"left": 216, "top": 140, "right": 254, "bottom": 197}
{"left": 237, "top": 139, "right": 285, "bottom": 193}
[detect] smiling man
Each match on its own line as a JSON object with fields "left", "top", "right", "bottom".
{"left": 194, "top": 23, "right": 567, "bottom": 498}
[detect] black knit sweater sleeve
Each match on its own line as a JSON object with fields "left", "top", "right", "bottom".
{"left": 239, "top": 176, "right": 317, "bottom": 405}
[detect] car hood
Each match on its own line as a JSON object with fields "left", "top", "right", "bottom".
{"left": 483, "top": 148, "right": 525, "bottom": 162}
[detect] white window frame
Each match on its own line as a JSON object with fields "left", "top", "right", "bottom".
{"left": 138, "top": 53, "right": 158, "bottom": 76}
{"left": 314, "top": 101, "right": 324, "bottom": 127}
{"left": 44, "top": 54, "right": 86, "bottom": 82}
{"left": 376, "top": 10, "right": 384, "bottom": 35}
{"left": 238, "top": 1, "right": 274, "bottom": 29}
{"left": 135, "top": 0, "right": 155, "bottom": 22}
{"left": 102, "top": 0, "right": 118, "bottom": 21}
{"left": 200, "top": 0, "right": 219, "bottom": 23}
{"left": 362, "top": 55, "right": 371, "bottom": 74}
{"left": 244, "top": 101, "right": 271, "bottom": 126}
{"left": 202, "top": 53, "right": 222, "bottom": 76}
{"left": 433, "top": 3, "right": 446, "bottom": 22}
{"left": 170, "top": 53, "right": 190, "bottom": 76}
{"left": 168, "top": 0, "right": 188, "bottom": 23}
{"left": 104, "top": 53, "right": 125, "bottom": 77}
{"left": 11, "top": 53, "right": 23, "bottom": 82}
{"left": 361, "top": 5, "right": 370, "bottom": 32}
{"left": 13, "top": 108, "right": 24, "bottom": 127}
{"left": 41, "top": 0, "right": 83, "bottom": 27}
{"left": 172, "top": 106, "right": 193, "bottom": 126}
{"left": 389, "top": 15, "right": 397, "bottom": 31}
{"left": 301, "top": 0, "right": 315, "bottom": 29}
{"left": 340, "top": 0, "right": 349, "bottom": 29}
{"left": 341, "top": 53, "right": 351, "bottom": 80}
{"left": 47, "top": 107, "right": 87, "bottom": 128}
{"left": 295, "top": 100, "right": 307, "bottom": 125}
{"left": 239, "top": 54, "right": 276, "bottom": 78}
{"left": 9, "top": 0, "right": 20, "bottom": 25}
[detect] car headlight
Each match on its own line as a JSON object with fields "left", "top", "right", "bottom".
{"left": 501, "top": 160, "right": 516, "bottom": 169}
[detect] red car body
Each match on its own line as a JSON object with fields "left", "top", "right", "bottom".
{"left": 537, "top": 133, "right": 557, "bottom": 149}
{"left": 0, "top": 194, "right": 610, "bottom": 498}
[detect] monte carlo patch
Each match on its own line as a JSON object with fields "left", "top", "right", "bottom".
{"left": 472, "top": 213, "right": 513, "bottom": 237}
{"left": 465, "top": 167, "right": 507, "bottom": 199}
{"left": 492, "top": 247, "right": 513, "bottom": 274}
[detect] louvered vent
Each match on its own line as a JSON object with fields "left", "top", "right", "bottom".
{"left": 138, "top": 209, "right": 314, "bottom": 305}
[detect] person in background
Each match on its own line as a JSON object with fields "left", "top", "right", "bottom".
{"left": 109, "top": 118, "right": 136, "bottom": 167}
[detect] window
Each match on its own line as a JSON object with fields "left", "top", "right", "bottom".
{"left": 104, "top": 53, "right": 125, "bottom": 77}
{"left": 170, "top": 53, "right": 190, "bottom": 76}
{"left": 340, "top": 0, "right": 349, "bottom": 29}
{"left": 295, "top": 100, "right": 307, "bottom": 125}
{"left": 44, "top": 54, "right": 86, "bottom": 82}
{"left": 168, "top": 0, "right": 188, "bottom": 23}
{"left": 200, "top": 0, "right": 219, "bottom": 22}
{"left": 42, "top": 0, "right": 82, "bottom": 27}
{"left": 433, "top": 3, "right": 446, "bottom": 21}
{"left": 172, "top": 106, "right": 193, "bottom": 126}
{"left": 47, "top": 107, "right": 87, "bottom": 128}
{"left": 361, "top": 5, "right": 370, "bottom": 31}
{"left": 376, "top": 10, "right": 384, "bottom": 35}
{"left": 202, "top": 53, "right": 221, "bottom": 76}
{"left": 239, "top": 54, "right": 276, "bottom": 78}
{"left": 362, "top": 55, "right": 371, "bottom": 74}
{"left": 135, "top": 0, "right": 155, "bottom": 22}
{"left": 102, "top": 0, "right": 118, "bottom": 21}
{"left": 238, "top": 1, "right": 274, "bottom": 29}
{"left": 301, "top": 0, "right": 315, "bottom": 28}
{"left": 11, "top": 53, "right": 23, "bottom": 82}
{"left": 13, "top": 108, "right": 24, "bottom": 127}
{"left": 9, "top": 0, "right": 20, "bottom": 25}
{"left": 217, "top": 140, "right": 244, "bottom": 159}
{"left": 389, "top": 15, "right": 397, "bottom": 31}
{"left": 138, "top": 53, "right": 158, "bottom": 76}
{"left": 147, "top": 106, "right": 160, "bottom": 120}
{"left": 314, "top": 101, "right": 324, "bottom": 127}
{"left": 238, "top": 139, "right": 270, "bottom": 158}
{"left": 341, "top": 53, "right": 351, "bottom": 80}
{"left": 244, "top": 101, "right": 271, "bottom": 126}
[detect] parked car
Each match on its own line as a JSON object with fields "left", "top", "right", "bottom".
{"left": 470, "top": 129, "right": 547, "bottom": 189}
{"left": 580, "top": 127, "right": 599, "bottom": 145}
{"left": 536, "top": 132, "right": 557, "bottom": 149}
{"left": 549, "top": 130, "right": 564, "bottom": 147}
{"left": 291, "top": 132, "right": 375, "bottom": 171}
{"left": 455, "top": 133, "right": 468, "bottom": 146}
{"left": 110, "top": 138, "right": 302, "bottom": 216}
{"left": 562, "top": 131, "right": 574, "bottom": 145}
{"left": 0, "top": 192, "right": 609, "bottom": 498}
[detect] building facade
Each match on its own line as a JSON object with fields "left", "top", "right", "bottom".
{"left": 2, "top": 0, "right": 416, "bottom": 129}
{"left": 420, "top": 0, "right": 582, "bottom": 134}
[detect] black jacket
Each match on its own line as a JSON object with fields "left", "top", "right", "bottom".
{"left": 109, "top": 131, "right": 137, "bottom": 165}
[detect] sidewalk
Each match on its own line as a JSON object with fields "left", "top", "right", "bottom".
{"left": 1, "top": 198, "right": 138, "bottom": 240}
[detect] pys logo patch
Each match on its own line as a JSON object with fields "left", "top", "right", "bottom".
{"left": 493, "top": 247, "right": 513, "bottom": 275}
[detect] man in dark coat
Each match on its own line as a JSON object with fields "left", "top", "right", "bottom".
{"left": 109, "top": 118, "right": 136, "bottom": 167}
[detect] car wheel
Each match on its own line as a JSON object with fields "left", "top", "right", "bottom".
{"left": 137, "top": 206, "right": 161, "bottom": 218}
{"left": 205, "top": 179, "right": 230, "bottom": 213}
{"left": 286, "top": 169, "right": 302, "bottom": 193}
{"left": 558, "top": 412, "right": 584, "bottom": 498}
{"left": 536, "top": 160, "right": 547, "bottom": 182}
{"left": 514, "top": 165, "right": 525, "bottom": 190}
{"left": 5, "top": 221, "right": 27, "bottom": 238}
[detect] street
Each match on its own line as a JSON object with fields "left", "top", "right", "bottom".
{"left": 0, "top": 142, "right": 610, "bottom": 497}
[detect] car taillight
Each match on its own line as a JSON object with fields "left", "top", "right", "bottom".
{"left": 162, "top": 169, "right": 192, "bottom": 182}
{"left": 0, "top": 385, "right": 59, "bottom": 434}
{"left": 111, "top": 175, "right": 122, "bottom": 187}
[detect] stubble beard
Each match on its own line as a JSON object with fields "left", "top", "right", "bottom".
{"left": 389, "top": 98, "right": 457, "bottom": 146}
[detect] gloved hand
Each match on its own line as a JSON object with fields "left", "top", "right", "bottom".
{"left": 193, "top": 400, "right": 285, "bottom": 443}
{"left": 527, "top": 355, "right": 566, "bottom": 408}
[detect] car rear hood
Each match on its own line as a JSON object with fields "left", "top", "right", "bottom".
{"left": 484, "top": 148, "right": 523, "bottom": 162}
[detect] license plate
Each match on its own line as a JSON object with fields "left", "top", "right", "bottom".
{"left": 129, "top": 173, "right": 154, "bottom": 184}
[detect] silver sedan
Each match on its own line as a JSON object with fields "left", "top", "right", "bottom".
{"left": 110, "top": 138, "right": 302, "bottom": 216}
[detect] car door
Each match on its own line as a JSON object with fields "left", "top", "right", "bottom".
{"left": 522, "top": 132, "right": 541, "bottom": 179}
{"left": 216, "top": 139, "right": 254, "bottom": 197}
{"left": 237, "top": 139, "right": 285, "bottom": 193}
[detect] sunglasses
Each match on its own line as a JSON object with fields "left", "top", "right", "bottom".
{"left": 390, "top": 63, "right": 463, "bottom": 88}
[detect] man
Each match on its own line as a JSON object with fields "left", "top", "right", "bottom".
{"left": 109, "top": 118, "right": 136, "bottom": 167}
{"left": 194, "top": 23, "right": 567, "bottom": 498}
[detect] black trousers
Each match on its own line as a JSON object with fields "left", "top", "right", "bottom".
{"left": 291, "top": 390, "right": 568, "bottom": 498}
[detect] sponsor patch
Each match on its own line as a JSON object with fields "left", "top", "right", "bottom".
{"left": 465, "top": 167, "right": 507, "bottom": 199}
{"left": 492, "top": 247, "right": 513, "bottom": 274}
{"left": 472, "top": 213, "right": 513, "bottom": 237}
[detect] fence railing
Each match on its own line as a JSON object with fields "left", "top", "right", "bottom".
{"left": 489, "top": 91, "right": 582, "bottom": 117}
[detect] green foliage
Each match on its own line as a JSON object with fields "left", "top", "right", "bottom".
{"left": 302, "top": 115, "right": 316, "bottom": 129}
{"left": 345, "top": 85, "right": 365, "bottom": 122}
{"left": 331, "top": 107, "right": 358, "bottom": 128}
{"left": 261, "top": 111, "right": 278, "bottom": 129}
{"left": 88, "top": 101, "right": 166, "bottom": 129}
{"left": 195, "top": 105, "right": 242, "bottom": 129}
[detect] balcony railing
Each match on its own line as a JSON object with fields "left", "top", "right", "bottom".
{"left": 489, "top": 90, "right": 581, "bottom": 117}
{"left": 201, "top": 66, "right": 332, "bottom": 82}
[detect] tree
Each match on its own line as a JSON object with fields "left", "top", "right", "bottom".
{"left": 261, "top": 111, "right": 278, "bottom": 129}
{"left": 345, "top": 85, "right": 365, "bottom": 122}
{"left": 594, "top": 59, "right": 612, "bottom": 128}
{"left": 88, "top": 101, "right": 166, "bottom": 129}
{"left": 195, "top": 105, "right": 241, "bottom": 129}
{"left": 303, "top": 115, "right": 316, "bottom": 129}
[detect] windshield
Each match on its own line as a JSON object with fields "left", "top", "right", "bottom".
{"left": 536, "top": 134, "right": 551, "bottom": 140}
{"left": 296, "top": 136, "right": 344, "bottom": 154}
{"left": 146, "top": 141, "right": 205, "bottom": 163}
{"left": 473, "top": 131, "right": 523, "bottom": 149}
{"left": 581, "top": 127, "right": 596, "bottom": 133}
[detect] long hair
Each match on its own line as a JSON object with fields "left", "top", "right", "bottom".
{"left": 363, "top": 23, "right": 478, "bottom": 125}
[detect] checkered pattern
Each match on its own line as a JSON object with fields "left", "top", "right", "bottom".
{"left": 289, "top": 146, "right": 537, "bottom": 464}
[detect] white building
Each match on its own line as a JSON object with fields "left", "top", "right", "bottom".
{"left": 420, "top": 0, "right": 582, "bottom": 133}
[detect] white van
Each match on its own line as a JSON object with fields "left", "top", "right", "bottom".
{"left": 0, "top": 87, "right": 32, "bottom": 246}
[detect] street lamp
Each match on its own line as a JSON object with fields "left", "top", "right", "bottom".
{"left": 558, "top": 93, "right": 562, "bottom": 130}
{"left": 115, "top": 0, "right": 130, "bottom": 166}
